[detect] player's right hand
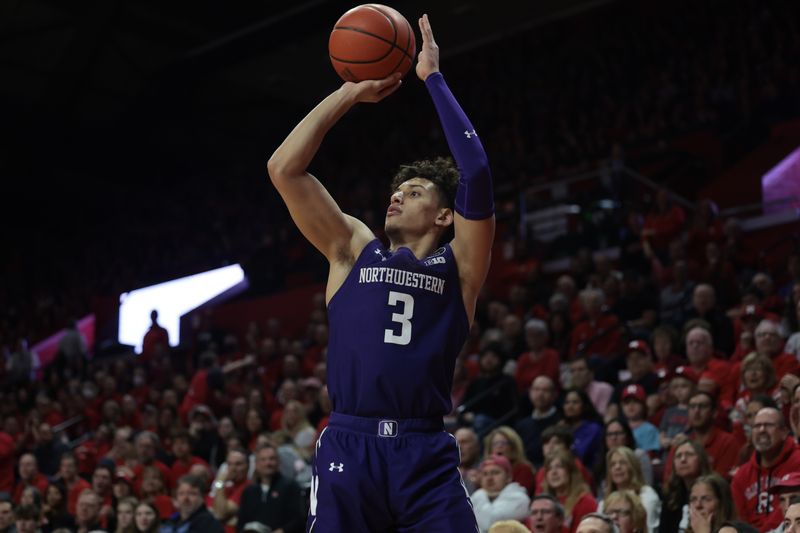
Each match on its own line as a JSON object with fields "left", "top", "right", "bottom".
{"left": 342, "top": 73, "right": 402, "bottom": 103}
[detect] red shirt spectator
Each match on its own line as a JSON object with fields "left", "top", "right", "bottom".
{"left": 569, "top": 290, "right": 621, "bottom": 359}
{"left": 0, "top": 431, "right": 13, "bottom": 494}
{"left": 515, "top": 319, "right": 560, "bottom": 393}
{"left": 12, "top": 453, "right": 49, "bottom": 504}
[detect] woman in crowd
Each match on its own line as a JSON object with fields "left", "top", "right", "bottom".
{"left": 483, "top": 426, "right": 536, "bottom": 495}
{"left": 280, "top": 399, "right": 317, "bottom": 460}
{"left": 42, "top": 482, "right": 75, "bottom": 531}
{"left": 731, "top": 353, "right": 777, "bottom": 424}
{"left": 139, "top": 466, "right": 174, "bottom": 521}
{"left": 133, "top": 501, "right": 160, "bottom": 533}
{"left": 540, "top": 448, "right": 597, "bottom": 533}
{"left": 603, "top": 490, "right": 647, "bottom": 533}
{"left": 593, "top": 418, "right": 653, "bottom": 490}
{"left": 115, "top": 497, "right": 138, "bottom": 533}
{"left": 601, "top": 446, "right": 660, "bottom": 533}
{"left": 686, "top": 474, "right": 744, "bottom": 533}
{"left": 661, "top": 440, "right": 712, "bottom": 532}
{"left": 559, "top": 388, "right": 603, "bottom": 467}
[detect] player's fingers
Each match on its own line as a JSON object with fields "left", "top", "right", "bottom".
{"left": 377, "top": 79, "right": 402, "bottom": 99}
{"left": 422, "top": 14, "right": 437, "bottom": 46}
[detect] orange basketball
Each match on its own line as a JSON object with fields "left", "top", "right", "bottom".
{"left": 329, "top": 4, "right": 416, "bottom": 82}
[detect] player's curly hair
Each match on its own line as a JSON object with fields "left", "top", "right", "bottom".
{"left": 390, "top": 157, "right": 459, "bottom": 209}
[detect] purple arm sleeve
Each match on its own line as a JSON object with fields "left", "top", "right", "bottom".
{"left": 425, "top": 72, "right": 494, "bottom": 220}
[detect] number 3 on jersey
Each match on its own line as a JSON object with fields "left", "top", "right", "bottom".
{"left": 384, "top": 291, "right": 414, "bottom": 345}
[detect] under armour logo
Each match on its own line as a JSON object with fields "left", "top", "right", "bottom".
{"left": 374, "top": 249, "right": 387, "bottom": 261}
{"left": 464, "top": 129, "right": 478, "bottom": 138}
{"left": 329, "top": 462, "right": 344, "bottom": 472}
{"left": 378, "top": 420, "right": 398, "bottom": 438}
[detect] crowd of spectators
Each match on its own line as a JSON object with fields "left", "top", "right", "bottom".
{"left": 3, "top": 1, "right": 800, "bottom": 533}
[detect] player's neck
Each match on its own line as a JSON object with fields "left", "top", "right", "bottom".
{"left": 388, "top": 233, "right": 440, "bottom": 259}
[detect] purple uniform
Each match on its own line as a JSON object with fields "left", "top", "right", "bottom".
{"left": 307, "top": 240, "right": 477, "bottom": 532}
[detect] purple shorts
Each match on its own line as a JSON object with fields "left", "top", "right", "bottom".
{"left": 307, "top": 412, "right": 477, "bottom": 532}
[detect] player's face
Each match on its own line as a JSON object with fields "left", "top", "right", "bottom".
{"left": 385, "top": 178, "right": 447, "bottom": 237}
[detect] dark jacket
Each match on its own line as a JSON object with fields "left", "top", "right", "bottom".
{"left": 236, "top": 473, "right": 306, "bottom": 533}
{"left": 161, "top": 504, "right": 224, "bottom": 533}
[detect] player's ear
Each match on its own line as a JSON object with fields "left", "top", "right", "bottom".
{"left": 435, "top": 207, "right": 454, "bottom": 228}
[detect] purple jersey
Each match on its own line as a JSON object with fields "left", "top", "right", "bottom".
{"left": 327, "top": 238, "right": 469, "bottom": 418}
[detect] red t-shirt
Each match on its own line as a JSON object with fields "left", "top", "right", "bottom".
{"left": 0, "top": 432, "right": 14, "bottom": 494}
{"left": 67, "top": 477, "right": 92, "bottom": 515}
{"left": 151, "top": 494, "right": 175, "bottom": 520}
{"left": 179, "top": 369, "right": 209, "bottom": 422}
{"left": 13, "top": 473, "right": 49, "bottom": 504}
{"left": 514, "top": 349, "right": 560, "bottom": 393}
{"left": 170, "top": 456, "right": 209, "bottom": 483}
{"left": 562, "top": 492, "right": 598, "bottom": 533}
{"left": 569, "top": 315, "right": 622, "bottom": 359}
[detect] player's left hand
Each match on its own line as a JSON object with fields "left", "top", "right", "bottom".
{"left": 416, "top": 14, "right": 440, "bottom": 81}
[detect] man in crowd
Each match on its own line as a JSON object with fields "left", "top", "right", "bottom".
{"left": 569, "top": 289, "right": 622, "bottom": 361}
{"left": 471, "top": 455, "right": 530, "bottom": 533}
{"left": 663, "top": 391, "right": 740, "bottom": 479}
{"left": 733, "top": 407, "right": 800, "bottom": 531}
{"left": 212, "top": 448, "right": 250, "bottom": 532}
{"left": 0, "top": 495, "right": 14, "bottom": 533}
{"left": 527, "top": 494, "right": 566, "bottom": 533}
{"left": 576, "top": 513, "right": 619, "bottom": 533}
{"left": 567, "top": 356, "right": 613, "bottom": 417}
{"left": 783, "top": 497, "right": 800, "bottom": 533}
{"left": 454, "top": 427, "right": 482, "bottom": 493}
{"left": 75, "top": 490, "right": 103, "bottom": 533}
{"left": 32, "top": 422, "right": 68, "bottom": 476}
{"left": 133, "top": 431, "right": 172, "bottom": 492}
{"left": 57, "top": 452, "right": 90, "bottom": 515}
{"left": 170, "top": 429, "right": 209, "bottom": 483}
{"left": 516, "top": 376, "right": 560, "bottom": 467}
{"left": 684, "top": 326, "right": 731, "bottom": 396}
{"left": 753, "top": 319, "right": 800, "bottom": 380}
{"left": 767, "top": 474, "right": 800, "bottom": 533}
{"left": 684, "top": 284, "right": 735, "bottom": 355}
{"left": 12, "top": 454, "right": 48, "bottom": 504}
{"left": 163, "top": 475, "right": 224, "bottom": 533}
{"left": 13, "top": 505, "right": 38, "bottom": 533}
{"left": 236, "top": 444, "right": 305, "bottom": 533}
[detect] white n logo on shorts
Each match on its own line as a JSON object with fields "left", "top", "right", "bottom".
{"left": 329, "top": 462, "right": 344, "bottom": 472}
{"left": 379, "top": 420, "right": 398, "bottom": 438}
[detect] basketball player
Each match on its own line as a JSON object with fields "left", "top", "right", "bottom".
{"left": 268, "top": 15, "right": 493, "bottom": 532}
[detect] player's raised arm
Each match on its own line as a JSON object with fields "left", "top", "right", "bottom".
{"left": 267, "top": 76, "right": 402, "bottom": 262}
{"left": 417, "top": 14, "right": 495, "bottom": 320}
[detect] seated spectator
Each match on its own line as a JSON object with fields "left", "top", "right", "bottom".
{"left": 212, "top": 449, "right": 250, "bottom": 533}
{"left": 659, "top": 366, "right": 696, "bottom": 452}
{"left": 515, "top": 376, "right": 561, "bottom": 467}
{"left": 280, "top": 400, "right": 316, "bottom": 461}
{"left": 523, "top": 494, "right": 565, "bottom": 533}
{"left": 731, "top": 353, "right": 778, "bottom": 425}
{"left": 752, "top": 319, "right": 800, "bottom": 382}
{"left": 113, "top": 469, "right": 135, "bottom": 502}
{"left": 13, "top": 504, "right": 41, "bottom": 533}
{"left": 75, "top": 490, "right": 104, "bottom": 533}
{"left": 600, "top": 447, "right": 660, "bottom": 533}
{"left": 454, "top": 427, "right": 482, "bottom": 494}
{"left": 784, "top": 299, "right": 800, "bottom": 358}
{"left": 535, "top": 426, "right": 595, "bottom": 495}
{"left": 733, "top": 394, "right": 778, "bottom": 467}
{"left": 575, "top": 513, "right": 618, "bottom": 533}
{"left": 730, "top": 304, "right": 764, "bottom": 362}
{"left": 566, "top": 357, "right": 614, "bottom": 417}
{"left": 559, "top": 389, "right": 603, "bottom": 468}
{"left": 57, "top": 453, "right": 90, "bottom": 515}
{"left": 488, "top": 519, "right": 532, "bottom": 533}
{"left": 684, "top": 327, "right": 732, "bottom": 404}
{"left": 569, "top": 289, "right": 622, "bottom": 363}
{"left": 90, "top": 464, "right": 114, "bottom": 521}
{"left": 140, "top": 466, "right": 174, "bottom": 522}
{"left": 780, "top": 497, "right": 800, "bottom": 533}
{"left": 132, "top": 432, "right": 172, "bottom": 494}
{"left": 461, "top": 346, "right": 518, "bottom": 435}
{"left": 619, "top": 385, "right": 660, "bottom": 453}
{"left": 115, "top": 496, "right": 137, "bottom": 533}
{"left": 13, "top": 454, "right": 48, "bottom": 505}
{"left": 661, "top": 440, "right": 712, "bottom": 532}
{"left": 732, "top": 407, "right": 800, "bottom": 531}
{"left": 162, "top": 475, "right": 223, "bottom": 533}
{"left": 603, "top": 490, "right": 647, "bottom": 533}
{"left": 594, "top": 419, "right": 653, "bottom": 491}
{"left": 133, "top": 501, "right": 160, "bottom": 533}
{"left": 0, "top": 496, "right": 15, "bottom": 533}
{"left": 687, "top": 474, "right": 739, "bottom": 533}
{"left": 663, "top": 391, "right": 741, "bottom": 480}
{"left": 19, "top": 487, "right": 41, "bottom": 509}
{"left": 484, "top": 427, "right": 536, "bottom": 495}
{"left": 472, "top": 455, "right": 531, "bottom": 533}
{"left": 766, "top": 474, "right": 800, "bottom": 533}
{"left": 540, "top": 449, "right": 597, "bottom": 533}
{"left": 42, "top": 482, "right": 74, "bottom": 531}
{"left": 236, "top": 444, "right": 304, "bottom": 533}
{"left": 515, "top": 319, "right": 560, "bottom": 393}
{"left": 607, "top": 340, "right": 660, "bottom": 421}
{"left": 170, "top": 430, "right": 209, "bottom": 484}
{"left": 32, "top": 422, "right": 68, "bottom": 477}
{"left": 684, "top": 284, "right": 735, "bottom": 357}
